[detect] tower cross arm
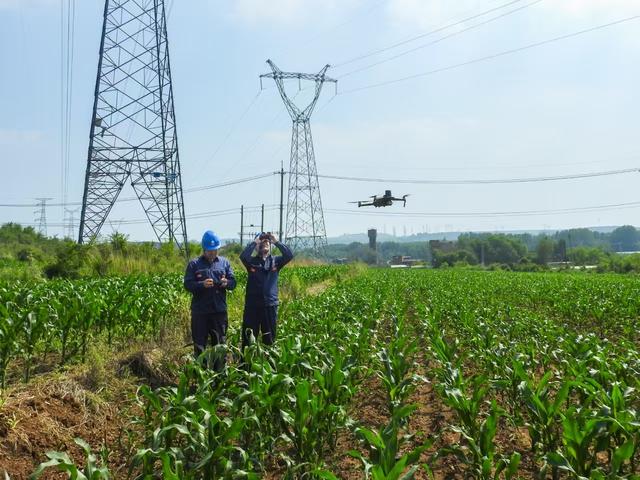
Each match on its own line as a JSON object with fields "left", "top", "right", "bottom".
{"left": 259, "top": 71, "right": 337, "bottom": 83}
{"left": 260, "top": 59, "right": 337, "bottom": 83}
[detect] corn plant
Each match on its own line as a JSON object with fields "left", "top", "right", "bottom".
{"left": 439, "top": 400, "right": 521, "bottom": 480}
{"left": 0, "top": 303, "right": 20, "bottom": 388}
{"left": 376, "top": 315, "right": 421, "bottom": 416}
{"left": 133, "top": 360, "right": 254, "bottom": 479}
{"left": 30, "top": 438, "right": 111, "bottom": 480}
{"left": 349, "top": 404, "right": 432, "bottom": 480}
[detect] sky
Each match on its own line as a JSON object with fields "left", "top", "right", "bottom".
{"left": 1, "top": 0, "right": 639, "bottom": 242}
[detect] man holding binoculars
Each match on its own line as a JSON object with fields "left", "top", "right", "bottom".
{"left": 240, "top": 232, "right": 293, "bottom": 349}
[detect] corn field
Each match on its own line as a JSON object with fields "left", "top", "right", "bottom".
{"left": 3, "top": 267, "right": 640, "bottom": 478}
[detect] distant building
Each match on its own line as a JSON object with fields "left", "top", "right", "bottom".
{"left": 390, "top": 255, "right": 423, "bottom": 267}
{"left": 368, "top": 228, "right": 377, "bottom": 251}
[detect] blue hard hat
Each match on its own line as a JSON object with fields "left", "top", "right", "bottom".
{"left": 202, "top": 230, "right": 221, "bottom": 251}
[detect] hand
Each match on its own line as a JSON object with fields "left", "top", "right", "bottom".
{"left": 269, "top": 233, "right": 278, "bottom": 242}
{"left": 203, "top": 278, "right": 214, "bottom": 288}
{"left": 220, "top": 275, "right": 228, "bottom": 288}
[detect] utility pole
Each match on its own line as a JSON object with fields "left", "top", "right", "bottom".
{"left": 260, "top": 204, "right": 265, "bottom": 234}
{"left": 260, "top": 60, "right": 336, "bottom": 255}
{"left": 240, "top": 205, "right": 244, "bottom": 246}
{"left": 278, "top": 167, "right": 285, "bottom": 240}
{"left": 79, "top": 0, "right": 187, "bottom": 253}
{"left": 34, "top": 198, "right": 52, "bottom": 237}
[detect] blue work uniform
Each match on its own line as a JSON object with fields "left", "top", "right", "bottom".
{"left": 239, "top": 241, "right": 293, "bottom": 348}
{"left": 184, "top": 255, "right": 236, "bottom": 369}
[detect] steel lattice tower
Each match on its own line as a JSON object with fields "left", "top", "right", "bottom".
{"left": 260, "top": 60, "right": 336, "bottom": 254}
{"left": 79, "top": 0, "right": 187, "bottom": 251}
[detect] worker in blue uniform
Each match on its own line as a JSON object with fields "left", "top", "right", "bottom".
{"left": 240, "top": 232, "right": 293, "bottom": 349}
{"left": 184, "top": 230, "right": 236, "bottom": 370}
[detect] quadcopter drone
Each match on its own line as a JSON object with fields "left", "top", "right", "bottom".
{"left": 350, "top": 190, "right": 409, "bottom": 208}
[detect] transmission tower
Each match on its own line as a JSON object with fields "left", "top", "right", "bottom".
{"left": 64, "top": 207, "right": 80, "bottom": 239}
{"left": 79, "top": 0, "right": 187, "bottom": 252}
{"left": 260, "top": 60, "right": 336, "bottom": 254}
{"left": 34, "top": 198, "right": 52, "bottom": 236}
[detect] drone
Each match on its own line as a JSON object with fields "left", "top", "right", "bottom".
{"left": 350, "top": 190, "right": 409, "bottom": 208}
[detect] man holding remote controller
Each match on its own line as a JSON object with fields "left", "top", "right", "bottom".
{"left": 184, "top": 230, "right": 236, "bottom": 371}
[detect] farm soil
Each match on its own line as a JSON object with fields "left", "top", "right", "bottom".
{"left": 0, "top": 375, "right": 135, "bottom": 480}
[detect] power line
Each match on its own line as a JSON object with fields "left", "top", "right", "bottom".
{"left": 340, "top": 14, "right": 640, "bottom": 94}
{"left": 0, "top": 172, "right": 280, "bottom": 209}
{"left": 11, "top": 199, "right": 636, "bottom": 229}
{"left": 2, "top": 165, "right": 638, "bottom": 210}
{"left": 34, "top": 205, "right": 281, "bottom": 228}
{"left": 326, "top": 200, "right": 640, "bottom": 218}
{"left": 337, "top": 0, "right": 543, "bottom": 79}
{"left": 333, "top": 0, "right": 525, "bottom": 68}
{"left": 183, "top": 171, "right": 280, "bottom": 193}
{"left": 316, "top": 167, "right": 640, "bottom": 185}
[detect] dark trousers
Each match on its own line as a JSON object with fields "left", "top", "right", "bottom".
{"left": 241, "top": 304, "right": 278, "bottom": 350}
{"left": 191, "top": 311, "right": 227, "bottom": 371}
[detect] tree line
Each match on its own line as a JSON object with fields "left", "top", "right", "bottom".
{"left": 322, "top": 225, "right": 640, "bottom": 272}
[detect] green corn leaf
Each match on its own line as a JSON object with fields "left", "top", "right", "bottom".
{"left": 611, "top": 438, "right": 634, "bottom": 473}
{"left": 355, "top": 427, "right": 385, "bottom": 450}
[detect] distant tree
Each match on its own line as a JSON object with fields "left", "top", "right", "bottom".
{"left": 536, "top": 237, "right": 555, "bottom": 264}
{"left": 458, "top": 234, "right": 527, "bottom": 265}
{"left": 610, "top": 225, "right": 639, "bottom": 252}
{"left": 554, "top": 238, "right": 567, "bottom": 261}
{"left": 568, "top": 246, "right": 605, "bottom": 265}
{"left": 109, "top": 231, "right": 129, "bottom": 254}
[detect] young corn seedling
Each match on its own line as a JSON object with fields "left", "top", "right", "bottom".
{"left": 280, "top": 378, "right": 341, "bottom": 471}
{"left": 376, "top": 339, "right": 420, "bottom": 417}
{"left": 349, "top": 404, "right": 432, "bottom": 480}
{"left": 0, "top": 303, "right": 21, "bottom": 388}
{"left": 516, "top": 369, "right": 574, "bottom": 478}
{"left": 439, "top": 400, "right": 521, "bottom": 480}
{"left": 30, "top": 438, "right": 111, "bottom": 480}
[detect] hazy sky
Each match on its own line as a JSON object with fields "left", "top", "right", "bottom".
{"left": 1, "top": 0, "right": 639, "bottom": 241}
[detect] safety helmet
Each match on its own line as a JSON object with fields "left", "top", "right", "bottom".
{"left": 202, "top": 230, "right": 221, "bottom": 251}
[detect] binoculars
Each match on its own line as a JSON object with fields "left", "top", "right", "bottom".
{"left": 258, "top": 232, "right": 272, "bottom": 241}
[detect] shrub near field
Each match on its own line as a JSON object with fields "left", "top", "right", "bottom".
{"left": 3, "top": 268, "right": 640, "bottom": 478}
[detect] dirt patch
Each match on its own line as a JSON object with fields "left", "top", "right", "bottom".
{"left": 0, "top": 377, "right": 134, "bottom": 480}
{"left": 120, "top": 348, "right": 177, "bottom": 389}
{"left": 306, "top": 279, "right": 334, "bottom": 297}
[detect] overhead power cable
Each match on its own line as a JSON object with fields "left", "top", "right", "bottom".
{"left": 337, "top": 0, "right": 543, "bottom": 79}
{"left": 333, "top": 0, "right": 525, "bottom": 68}
{"left": 2, "top": 166, "right": 637, "bottom": 210}
{"left": 183, "top": 171, "right": 280, "bottom": 193}
{"left": 25, "top": 205, "right": 281, "bottom": 228}
{"left": 12, "top": 200, "right": 636, "bottom": 228}
{"left": 326, "top": 200, "right": 640, "bottom": 218}
{"left": 0, "top": 173, "right": 279, "bottom": 209}
{"left": 340, "top": 14, "right": 640, "bottom": 94}
{"left": 316, "top": 167, "right": 640, "bottom": 185}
